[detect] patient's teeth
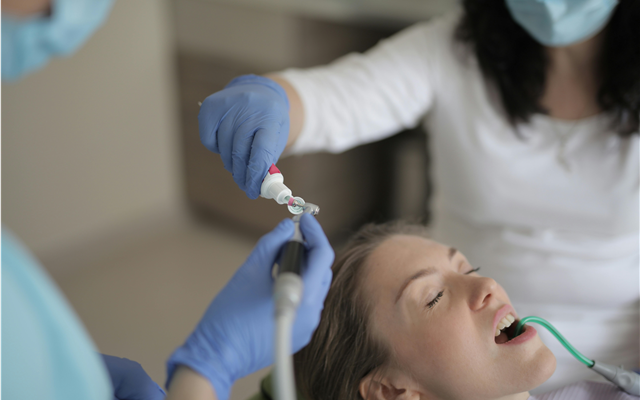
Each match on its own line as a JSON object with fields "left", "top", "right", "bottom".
{"left": 495, "top": 314, "right": 517, "bottom": 339}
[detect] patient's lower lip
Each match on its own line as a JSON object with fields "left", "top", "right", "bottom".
{"left": 499, "top": 325, "right": 537, "bottom": 346}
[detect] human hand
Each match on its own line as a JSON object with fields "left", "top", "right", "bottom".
{"left": 101, "top": 354, "right": 165, "bottom": 400}
{"left": 198, "top": 74, "right": 290, "bottom": 199}
{"left": 166, "top": 214, "right": 334, "bottom": 400}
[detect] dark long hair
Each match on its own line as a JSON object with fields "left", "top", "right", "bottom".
{"left": 456, "top": 0, "right": 640, "bottom": 135}
{"left": 294, "top": 222, "right": 431, "bottom": 400}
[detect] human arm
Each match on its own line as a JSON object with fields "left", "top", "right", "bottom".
{"left": 266, "top": 18, "right": 450, "bottom": 155}
{"left": 198, "top": 15, "right": 451, "bottom": 198}
{"left": 165, "top": 366, "right": 217, "bottom": 400}
{"left": 165, "top": 214, "right": 334, "bottom": 400}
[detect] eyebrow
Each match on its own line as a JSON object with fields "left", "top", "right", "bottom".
{"left": 395, "top": 267, "right": 438, "bottom": 304}
{"left": 448, "top": 247, "right": 458, "bottom": 261}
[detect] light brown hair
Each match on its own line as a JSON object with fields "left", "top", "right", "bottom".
{"left": 294, "top": 221, "right": 431, "bottom": 400}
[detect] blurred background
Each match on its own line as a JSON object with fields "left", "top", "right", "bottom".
{"left": 2, "top": 0, "right": 455, "bottom": 398}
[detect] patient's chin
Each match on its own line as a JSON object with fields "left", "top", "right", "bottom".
{"left": 540, "top": 347, "right": 557, "bottom": 381}
{"left": 524, "top": 345, "right": 557, "bottom": 391}
{"left": 499, "top": 340, "right": 557, "bottom": 396}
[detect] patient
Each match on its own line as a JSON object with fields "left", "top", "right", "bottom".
{"left": 290, "top": 222, "right": 634, "bottom": 400}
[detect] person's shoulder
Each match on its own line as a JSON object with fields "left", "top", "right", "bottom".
{"left": 532, "top": 381, "right": 637, "bottom": 400}
{"left": 396, "top": 6, "right": 470, "bottom": 69}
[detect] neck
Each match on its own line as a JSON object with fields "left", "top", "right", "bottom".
{"left": 545, "top": 28, "right": 606, "bottom": 77}
{"left": 540, "top": 28, "right": 607, "bottom": 119}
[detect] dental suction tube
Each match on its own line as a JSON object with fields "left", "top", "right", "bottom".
{"left": 515, "top": 316, "right": 640, "bottom": 396}
{"left": 273, "top": 204, "right": 320, "bottom": 400}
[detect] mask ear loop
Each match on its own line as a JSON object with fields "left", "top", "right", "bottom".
{"left": 515, "top": 316, "right": 639, "bottom": 395}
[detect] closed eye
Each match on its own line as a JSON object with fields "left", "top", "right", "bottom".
{"left": 425, "top": 268, "right": 479, "bottom": 310}
{"left": 426, "top": 290, "right": 444, "bottom": 309}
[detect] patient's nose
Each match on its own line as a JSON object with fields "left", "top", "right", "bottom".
{"left": 468, "top": 277, "right": 499, "bottom": 311}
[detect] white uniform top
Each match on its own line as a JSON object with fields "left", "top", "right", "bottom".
{"left": 279, "top": 10, "right": 639, "bottom": 393}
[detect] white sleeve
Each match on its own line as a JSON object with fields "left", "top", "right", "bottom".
{"left": 279, "top": 13, "right": 456, "bottom": 155}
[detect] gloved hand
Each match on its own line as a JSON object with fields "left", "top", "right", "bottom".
{"left": 101, "top": 354, "right": 165, "bottom": 400}
{"left": 198, "top": 74, "right": 290, "bottom": 199}
{"left": 166, "top": 214, "right": 334, "bottom": 400}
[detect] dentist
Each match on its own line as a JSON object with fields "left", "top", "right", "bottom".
{"left": 197, "top": 0, "right": 639, "bottom": 391}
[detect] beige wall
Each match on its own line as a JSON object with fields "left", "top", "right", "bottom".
{"left": 173, "top": 0, "right": 300, "bottom": 70}
{"left": 2, "top": 0, "right": 181, "bottom": 265}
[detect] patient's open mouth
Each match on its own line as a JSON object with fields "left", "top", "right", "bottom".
{"left": 494, "top": 314, "right": 521, "bottom": 344}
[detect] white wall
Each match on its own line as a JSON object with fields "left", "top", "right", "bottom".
{"left": 2, "top": 0, "right": 182, "bottom": 266}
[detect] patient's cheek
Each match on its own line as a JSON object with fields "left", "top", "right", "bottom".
{"left": 394, "top": 324, "right": 459, "bottom": 370}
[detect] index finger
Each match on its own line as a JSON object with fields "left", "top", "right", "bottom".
{"left": 299, "top": 214, "right": 334, "bottom": 287}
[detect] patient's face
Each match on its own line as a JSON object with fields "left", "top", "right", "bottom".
{"left": 363, "top": 235, "right": 556, "bottom": 400}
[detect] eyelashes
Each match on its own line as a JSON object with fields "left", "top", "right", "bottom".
{"left": 466, "top": 267, "right": 481, "bottom": 275}
{"left": 425, "top": 267, "right": 481, "bottom": 309}
{"left": 426, "top": 291, "right": 444, "bottom": 309}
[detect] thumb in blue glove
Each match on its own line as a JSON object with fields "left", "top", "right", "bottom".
{"left": 101, "top": 354, "right": 165, "bottom": 400}
{"left": 198, "top": 74, "right": 290, "bottom": 200}
{"left": 166, "top": 214, "right": 334, "bottom": 400}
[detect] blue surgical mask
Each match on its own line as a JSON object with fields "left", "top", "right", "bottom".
{"left": 2, "top": 0, "right": 115, "bottom": 81}
{"left": 505, "top": 0, "right": 619, "bottom": 47}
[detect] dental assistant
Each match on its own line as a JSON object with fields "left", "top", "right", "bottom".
{"left": 198, "top": 0, "right": 639, "bottom": 392}
{"left": 2, "top": 1, "right": 335, "bottom": 400}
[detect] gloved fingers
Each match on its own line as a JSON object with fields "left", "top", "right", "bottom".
{"left": 198, "top": 95, "right": 227, "bottom": 154}
{"left": 299, "top": 214, "right": 335, "bottom": 301}
{"left": 101, "top": 354, "right": 165, "bottom": 400}
{"left": 115, "top": 380, "right": 165, "bottom": 400}
{"left": 216, "top": 107, "right": 239, "bottom": 174}
{"left": 245, "top": 123, "right": 283, "bottom": 199}
{"left": 103, "top": 354, "right": 126, "bottom": 391}
{"left": 243, "top": 218, "right": 294, "bottom": 278}
{"left": 230, "top": 121, "right": 262, "bottom": 194}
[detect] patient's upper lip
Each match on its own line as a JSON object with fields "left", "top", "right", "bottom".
{"left": 493, "top": 304, "right": 518, "bottom": 338}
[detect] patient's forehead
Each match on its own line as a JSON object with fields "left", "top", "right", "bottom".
{"left": 363, "top": 235, "right": 449, "bottom": 296}
{"left": 367, "top": 235, "right": 447, "bottom": 272}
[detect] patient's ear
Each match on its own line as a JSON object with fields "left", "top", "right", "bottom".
{"left": 359, "top": 370, "right": 421, "bottom": 400}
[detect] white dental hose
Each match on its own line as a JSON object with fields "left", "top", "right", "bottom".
{"left": 274, "top": 273, "right": 302, "bottom": 400}
{"left": 272, "top": 205, "right": 320, "bottom": 400}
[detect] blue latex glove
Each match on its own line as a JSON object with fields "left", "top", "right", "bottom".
{"left": 101, "top": 354, "right": 165, "bottom": 400}
{"left": 198, "top": 74, "right": 290, "bottom": 200}
{"left": 166, "top": 214, "right": 334, "bottom": 400}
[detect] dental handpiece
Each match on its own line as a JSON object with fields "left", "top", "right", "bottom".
{"left": 273, "top": 203, "right": 320, "bottom": 400}
{"left": 279, "top": 204, "right": 320, "bottom": 276}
